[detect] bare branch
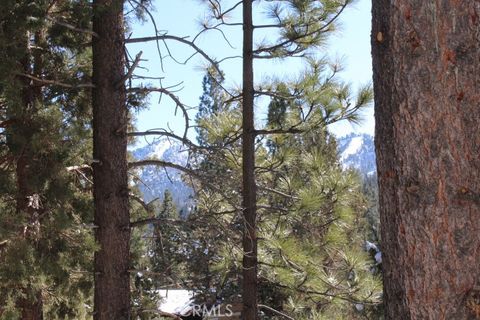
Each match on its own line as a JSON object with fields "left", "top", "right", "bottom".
{"left": 116, "top": 51, "right": 143, "bottom": 89}
{"left": 128, "top": 87, "right": 190, "bottom": 139}
{"left": 129, "top": 159, "right": 242, "bottom": 211}
{"left": 254, "top": 127, "right": 303, "bottom": 136}
{"left": 46, "top": 16, "right": 99, "bottom": 38}
{"left": 129, "top": 192, "right": 159, "bottom": 214}
{"left": 18, "top": 73, "right": 94, "bottom": 89}
{"left": 127, "top": 0, "right": 165, "bottom": 71}
{"left": 258, "top": 304, "right": 294, "bottom": 320}
{"left": 66, "top": 164, "right": 92, "bottom": 172}
{"left": 128, "top": 130, "right": 205, "bottom": 150}
{"left": 129, "top": 159, "right": 196, "bottom": 176}
{"left": 130, "top": 217, "right": 189, "bottom": 228}
{"left": 125, "top": 34, "right": 223, "bottom": 79}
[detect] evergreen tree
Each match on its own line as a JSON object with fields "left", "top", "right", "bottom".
{"left": 150, "top": 190, "right": 183, "bottom": 288}
{"left": 187, "top": 61, "right": 382, "bottom": 318}
{"left": 0, "top": 1, "right": 95, "bottom": 318}
{"left": 196, "top": 67, "right": 226, "bottom": 147}
{"left": 361, "top": 173, "right": 380, "bottom": 243}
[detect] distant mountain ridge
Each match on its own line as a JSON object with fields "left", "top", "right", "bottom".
{"left": 337, "top": 133, "right": 376, "bottom": 176}
{"left": 132, "top": 133, "right": 376, "bottom": 210}
{"left": 132, "top": 138, "right": 193, "bottom": 213}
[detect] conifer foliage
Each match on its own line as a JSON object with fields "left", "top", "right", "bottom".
{"left": 0, "top": 0, "right": 95, "bottom": 318}
{"left": 189, "top": 64, "right": 382, "bottom": 318}
{"left": 192, "top": 0, "right": 379, "bottom": 317}
{"left": 0, "top": 0, "right": 385, "bottom": 319}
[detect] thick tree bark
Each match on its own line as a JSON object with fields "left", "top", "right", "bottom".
{"left": 372, "top": 1, "right": 480, "bottom": 319}
{"left": 241, "top": 0, "right": 258, "bottom": 319}
{"left": 92, "top": 1, "right": 130, "bottom": 319}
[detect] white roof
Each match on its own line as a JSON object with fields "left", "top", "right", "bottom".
{"left": 157, "top": 289, "right": 195, "bottom": 314}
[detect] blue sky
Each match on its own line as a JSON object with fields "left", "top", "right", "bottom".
{"left": 127, "top": 0, "right": 374, "bottom": 143}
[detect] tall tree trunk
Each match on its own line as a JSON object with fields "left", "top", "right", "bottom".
{"left": 92, "top": 1, "right": 130, "bottom": 319}
{"left": 18, "top": 292, "right": 43, "bottom": 320}
{"left": 15, "top": 30, "right": 44, "bottom": 320}
{"left": 242, "top": 0, "right": 258, "bottom": 319}
{"left": 372, "top": 1, "right": 480, "bottom": 318}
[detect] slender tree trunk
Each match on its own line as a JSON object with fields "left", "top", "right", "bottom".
{"left": 372, "top": 1, "right": 480, "bottom": 318}
{"left": 92, "top": 1, "right": 130, "bottom": 319}
{"left": 241, "top": 0, "right": 258, "bottom": 319}
{"left": 15, "top": 31, "right": 44, "bottom": 320}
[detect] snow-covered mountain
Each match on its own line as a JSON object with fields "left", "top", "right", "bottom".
{"left": 131, "top": 133, "right": 376, "bottom": 211}
{"left": 131, "top": 137, "right": 193, "bottom": 213}
{"left": 337, "top": 133, "right": 376, "bottom": 176}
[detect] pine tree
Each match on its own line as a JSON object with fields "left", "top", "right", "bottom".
{"left": 196, "top": 67, "right": 226, "bottom": 147}
{"left": 187, "top": 59, "right": 381, "bottom": 318}
{"left": 150, "top": 190, "right": 183, "bottom": 288}
{"left": 372, "top": 1, "right": 480, "bottom": 318}
{"left": 0, "top": 0, "right": 95, "bottom": 318}
{"left": 237, "top": 1, "right": 365, "bottom": 316}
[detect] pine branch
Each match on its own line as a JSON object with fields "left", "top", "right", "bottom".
{"left": 18, "top": 73, "right": 94, "bottom": 89}
{"left": 258, "top": 186, "right": 300, "bottom": 200}
{"left": 252, "top": 1, "right": 349, "bottom": 58}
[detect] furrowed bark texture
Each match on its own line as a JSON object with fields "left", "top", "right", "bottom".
{"left": 242, "top": 0, "right": 258, "bottom": 319}
{"left": 92, "top": 0, "right": 130, "bottom": 319}
{"left": 372, "top": 1, "right": 480, "bottom": 319}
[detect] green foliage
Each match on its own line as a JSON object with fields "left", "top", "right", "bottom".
{"left": 362, "top": 173, "right": 380, "bottom": 243}
{"left": 257, "top": 0, "right": 354, "bottom": 58}
{"left": 186, "top": 53, "right": 381, "bottom": 316}
{"left": 196, "top": 66, "right": 228, "bottom": 146}
{"left": 0, "top": 1, "right": 94, "bottom": 317}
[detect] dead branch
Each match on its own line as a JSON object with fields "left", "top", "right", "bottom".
{"left": 46, "top": 16, "right": 99, "bottom": 37}
{"left": 125, "top": 34, "right": 222, "bottom": 79}
{"left": 254, "top": 127, "right": 303, "bottom": 136}
{"left": 128, "top": 130, "right": 202, "bottom": 150}
{"left": 128, "top": 159, "right": 196, "bottom": 177}
{"left": 66, "top": 164, "right": 91, "bottom": 172}
{"left": 258, "top": 304, "right": 294, "bottom": 320}
{"left": 130, "top": 217, "right": 190, "bottom": 228}
{"left": 116, "top": 51, "right": 143, "bottom": 88}
{"left": 129, "top": 192, "right": 159, "bottom": 214}
{"left": 18, "top": 73, "right": 94, "bottom": 89}
{"left": 128, "top": 87, "right": 190, "bottom": 139}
